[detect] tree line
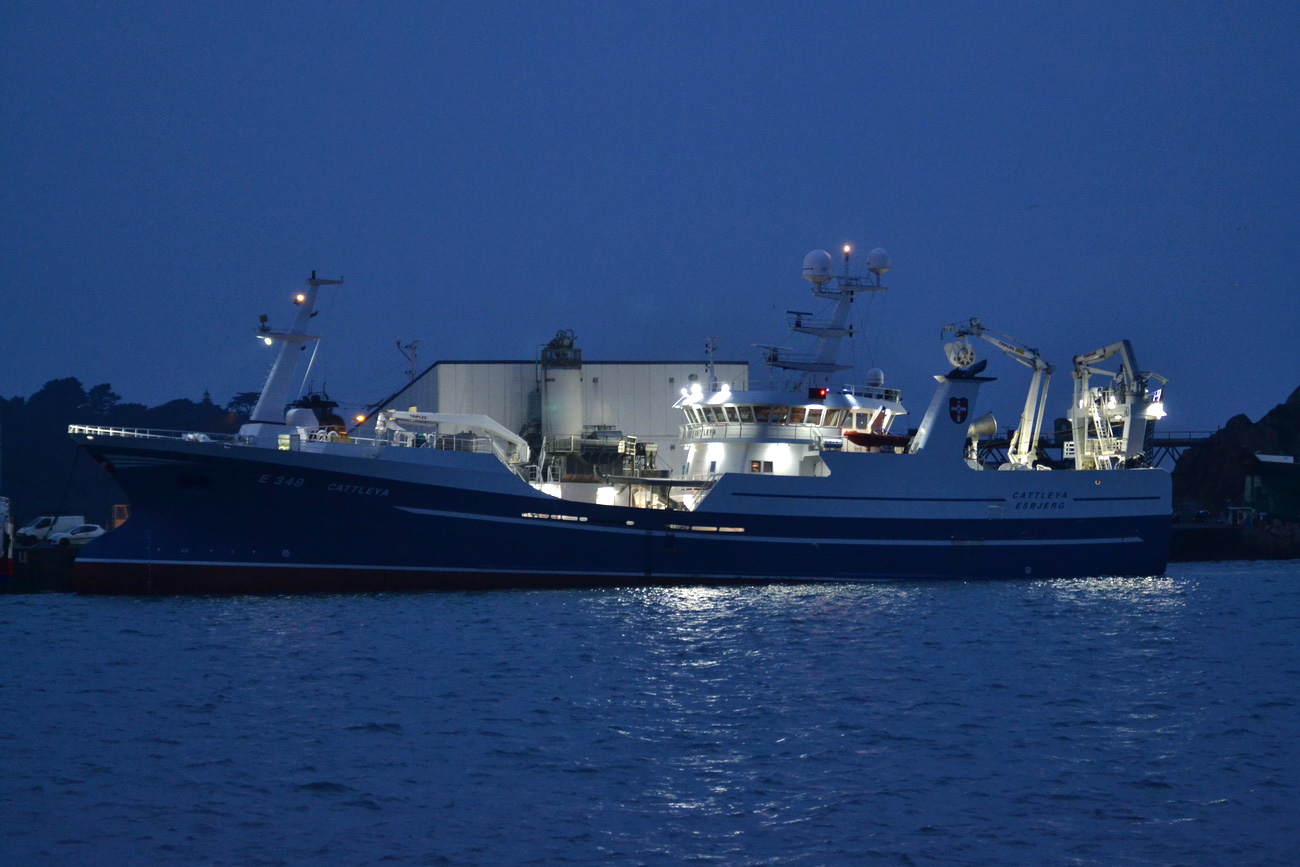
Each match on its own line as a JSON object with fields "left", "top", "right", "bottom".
{"left": 0, "top": 378, "right": 259, "bottom": 528}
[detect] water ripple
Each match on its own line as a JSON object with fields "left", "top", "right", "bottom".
{"left": 1, "top": 564, "right": 1298, "bottom": 864}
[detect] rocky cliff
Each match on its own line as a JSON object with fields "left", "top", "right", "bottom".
{"left": 1172, "top": 385, "right": 1300, "bottom": 513}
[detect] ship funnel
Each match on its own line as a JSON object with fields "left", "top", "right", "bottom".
{"left": 909, "top": 369, "right": 994, "bottom": 458}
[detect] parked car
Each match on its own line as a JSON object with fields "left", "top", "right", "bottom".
{"left": 15, "top": 514, "right": 84, "bottom": 546}
{"left": 47, "top": 524, "right": 105, "bottom": 547}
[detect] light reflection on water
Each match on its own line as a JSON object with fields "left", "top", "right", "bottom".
{"left": 1, "top": 563, "right": 1298, "bottom": 865}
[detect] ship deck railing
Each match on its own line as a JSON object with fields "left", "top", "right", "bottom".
{"left": 1062, "top": 437, "right": 1126, "bottom": 459}
{"left": 305, "top": 428, "right": 527, "bottom": 470}
{"left": 681, "top": 421, "right": 843, "bottom": 444}
{"left": 700, "top": 380, "right": 902, "bottom": 402}
{"left": 68, "top": 424, "right": 240, "bottom": 443}
{"left": 305, "top": 428, "right": 500, "bottom": 455}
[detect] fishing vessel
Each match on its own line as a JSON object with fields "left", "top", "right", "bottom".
{"left": 69, "top": 249, "right": 1171, "bottom": 594}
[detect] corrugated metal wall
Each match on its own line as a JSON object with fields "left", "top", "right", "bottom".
{"left": 378, "top": 360, "right": 748, "bottom": 466}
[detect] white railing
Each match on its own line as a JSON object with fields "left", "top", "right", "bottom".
{"left": 696, "top": 379, "right": 902, "bottom": 402}
{"left": 679, "top": 421, "right": 829, "bottom": 444}
{"left": 68, "top": 424, "right": 239, "bottom": 443}
{"left": 70, "top": 423, "right": 509, "bottom": 460}
{"left": 305, "top": 427, "right": 498, "bottom": 455}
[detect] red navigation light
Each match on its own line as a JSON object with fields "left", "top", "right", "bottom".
{"left": 808, "top": 387, "right": 828, "bottom": 400}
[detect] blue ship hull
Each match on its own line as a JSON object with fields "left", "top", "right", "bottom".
{"left": 71, "top": 433, "right": 1171, "bottom": 595}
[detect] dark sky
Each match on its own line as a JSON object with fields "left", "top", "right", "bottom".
{"left": 3, "top": 2, "right": 1296, "bottom": 434}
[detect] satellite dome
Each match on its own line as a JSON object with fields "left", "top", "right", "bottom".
{"left": 801, "top": 250, "right": 834, "bottom": 283}
{"left": 866, "top": 247, "right": 891, "bottom": 275}
{"left": 866, "top": 368, "right": 885, "bottom": 387}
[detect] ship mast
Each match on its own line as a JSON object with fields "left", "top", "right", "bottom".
{"left": 244, "top": 271, "right": 343, "bottom": 431}
{"left": 759, "top": 245, "right": 890, "bottom": 386}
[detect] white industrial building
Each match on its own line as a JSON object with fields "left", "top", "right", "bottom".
{"left": 374, "top": 330, "right": 748, "bottom": 479}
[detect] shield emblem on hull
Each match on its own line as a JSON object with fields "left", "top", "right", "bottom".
{"left": 949, "top": 397, "right": 969, "bottom": 424}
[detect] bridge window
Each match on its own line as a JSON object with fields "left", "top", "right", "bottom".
{"left": 789, "top": 406, "right": 806, "bottom": 424}
{"left": 738, "top": 405, "right": 755, "bottom": 422}
{"left": 724, "top": 405, "right": 739, "bottom": 423}
{"left": 805, "top": 408, "right": 823, "bottom": 426}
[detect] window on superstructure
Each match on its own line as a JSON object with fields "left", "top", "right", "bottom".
{"left": 724, "top": 406, "right": 739, "bottom": 423}
{"left": 749, "top": 460, "right": 774, "bottom": 473}
{"left": 738, "top": 405, "right": 755, "bottom": 423}
{"left": 754, "top": 405, "right": 770, "bottom": 422}
{"left": 805, "top": 408, "right": 823, "bottom": 426}
{"left": 770, "top": 406, "right": 789, "bottom": 423}
{"left": 789, "top": 406, "right": 806, "bottom": 424}
{"left": 824, "top": 409, "right": 844, "bottom": 427}
{"left": 855, "top": 412, "right": 870, "bottom": 429}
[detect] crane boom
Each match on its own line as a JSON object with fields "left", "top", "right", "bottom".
{"left": 1068, "top": 339, "right": 1166, "bottom": 469}
{"left": 941, "top": 318, "right": 1053, "bottom": 468}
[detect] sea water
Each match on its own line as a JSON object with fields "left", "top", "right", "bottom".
{"left": 2, "top": 561, "right": 1297, "bottom": 865}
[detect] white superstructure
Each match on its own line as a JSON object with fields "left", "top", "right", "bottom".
{"left": 675, "top": 244, "right": 909, "bottom": 493}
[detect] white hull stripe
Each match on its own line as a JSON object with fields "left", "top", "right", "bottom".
{"left": 393, "top": 505, "right": 1145, "bottom": 547}
{"left": 735, "top": 492, "right": 1006, "bottom": 503}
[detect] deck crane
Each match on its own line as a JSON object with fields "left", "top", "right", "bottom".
{"left": 941, "top": 318, "right": 1053, "bottom": 469}
{"left": 1068, "top": 340, "right": 1167, "bottom": 470}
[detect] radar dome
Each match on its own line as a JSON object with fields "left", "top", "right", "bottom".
{"left": 866, "top": 247, "right": 891, "bottom": 275}
{"left": 866, "top": 368, "right": 885, "bottom": 387}
{"left": 802, "top": 250, "right": 834, "bottom": 283}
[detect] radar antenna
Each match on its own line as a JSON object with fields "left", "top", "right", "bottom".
{"left": 397, "top": 338, "right": 420, "bottom": 382}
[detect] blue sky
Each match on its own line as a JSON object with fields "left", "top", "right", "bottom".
{"left": 2, "top": 1, "right": 1296, "bottom": 433}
